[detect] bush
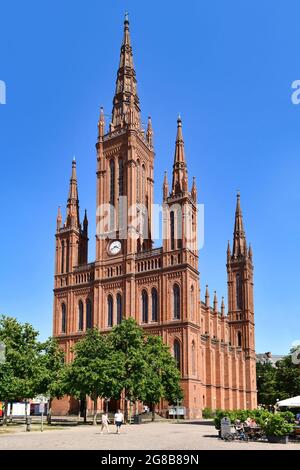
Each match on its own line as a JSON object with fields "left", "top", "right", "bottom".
{"left": 262, "top": 414, "right": 294, "bottom": 437}
{"left": 202, "top": 407, "right": 214, "bottom": 419}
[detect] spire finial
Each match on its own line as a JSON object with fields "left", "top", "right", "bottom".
{"left": 124, "top": 11, "right": 129, "bottom": 24}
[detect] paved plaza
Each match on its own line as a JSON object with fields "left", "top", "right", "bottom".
{"left": 0, "top": 421, "right": 299, "bottom": 450}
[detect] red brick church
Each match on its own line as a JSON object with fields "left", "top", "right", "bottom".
{"left": 52, "top": 16, "right": 257, "bottom": 418}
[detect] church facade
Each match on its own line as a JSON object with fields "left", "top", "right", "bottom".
{"left": 52, "top": 17, "right": 257, "bottom": 418}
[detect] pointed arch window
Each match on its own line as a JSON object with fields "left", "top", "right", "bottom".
{"left": 61, "top": 303, "right": 66, "bottom": 333}
{"left": 110, "top": 159, "right": 115, "bottom": 228}
{"left": 192, "top": 341, "right": 196, "bottom": 375}
{"left": 86, "top": 299, "right": 93, "bottom": 329}
{"left": 66, "top": 240, "right": 70, "bottom": 273}
{"left": 136, "top": 160, "right": 140, "bottom": 203}
{"left": 61, "top": 241, "right": 65, "bottom": 274}
{"left": 151, "top": 288, "right": 158, "bottom": 322}
{"left": 236, "top": 274, "right": 243, "bottom": 310}
{"left": 190, "top": 285, "right": 194, "bottom": 320}
{"left": 118, "top": 159, "right": 124, "bottom": 196}
{"left": 108, "top": 295, "right": 113, "bottom": 327}
{"left": 174, "top": 339, "right": 181, "bottom": 370}
{"left": 78, "top": 300, "right": 84, "bottom": 331}
{"left": 170, "top": 211, "right": 175, "bottom": 250}
{"left": 117, "top": 293, "right": 122, "bottom": 324}
{"left": 237, "top": 331, "right": 242, "bottom": 347}
{"left": 173, "top": 284, "right": 181, "bottom": 320}
{"left": 142, "top": 290, "right": 148, "bottom": 323}
{"left": 142, "top": 164, "right": 146, "bottom": 204}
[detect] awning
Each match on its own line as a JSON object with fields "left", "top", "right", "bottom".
{"left": 277, "top": 396, "right": 300, "bottom": 408}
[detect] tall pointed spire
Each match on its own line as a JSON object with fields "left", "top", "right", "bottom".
{"left": 163, "top": 171, "right": 169, "bottom": 200}
{"left": 66, "top": 159, "right": 80, "bottom": 228}
{"left": 232, "top": 192, "right": 247, "bottom": 258}
{"left": 111, "top": 14, "right": 141, "bottom": 131}
{"left": 171, "top": 116, "right": 188, "bottom": 195}
{"left": 213, "top": 291, "right": 218, "bottom": 312}
{"left": 56, "top": 206, "right": 62, "bottom": 231}
{"left": 205, "top": 284, "right": 210, "bottom": 308}
{"left": 191, "top": 176, "right": 197, "bottom": 202}
{"left": 146, "top": 116, "right": 153, "bottom": 147}
{"left": 221, "top": 297, "right": 225, "bottom": 316}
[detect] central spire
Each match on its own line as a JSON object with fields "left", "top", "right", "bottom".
{"left": 66, "top": 159, "right": 80, "bottom": 228}
{"left": 111, "top": 14, "right": 141, "bottom": 131}
{"left": 232, "top": 192, "right": 247, "bottom": 258}
{"left": 171, "top": 116, "right": 188, "bottom": 194}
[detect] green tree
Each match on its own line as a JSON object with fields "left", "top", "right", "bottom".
{"left": 256, "top": 361, "right": 278, "bottom": 405}
{"left": 275, "top": 353, "right": 300, "bottom": 400}
{"left": 64, "top": 328, "right": 123, "bottom": 425}
{"left": 142, "top": 335, "right": 183, "bottom": 421}
{"left": 109, "top": 318, "right": 148, "bottom": 422}
{"left": 34, "top": 337, "right": 65, "bottom": 424}
{"left": 0, "top": 316, "right": 42, "bottom": 424}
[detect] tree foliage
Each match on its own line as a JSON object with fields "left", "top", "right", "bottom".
{"left": 257, "top": 351, "right": 300, "bottom": 405}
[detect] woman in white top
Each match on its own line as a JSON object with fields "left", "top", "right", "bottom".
{"left": 114, "top": 409, "right": 124, "bottom": 434}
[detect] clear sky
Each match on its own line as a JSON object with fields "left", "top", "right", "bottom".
{"left": 0, "top": 0, "right": 299, "bottom": 354}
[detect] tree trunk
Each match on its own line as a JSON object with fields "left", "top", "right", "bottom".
{"left": 93, "top": 397, "right": 98, "bottom": 425}
{"left": 124, "top": 396, "right": 128, "bottom": 423}
{"left": 152, "top": 404, "right": 156, "bottom": 422}
{"left": 24, "top": 398, "right": 28, "bottom": 425}
{"left": 3, "top": 400, "right": 8, "bottom": 425}
{"left": 83, "top": 396, "right": 87, "bottom": 423}
{"left": 78, "top": 400, "right": 81, "bottom": 423}
{"left": 9, "top": 401, "right": 13, "bottom": 423}
{"left": 47, "top": 397, "right": 52, "bottom": 425}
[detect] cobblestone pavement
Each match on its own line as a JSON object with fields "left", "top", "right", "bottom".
{"left": 0, "top": 422, "right": 299, "bottom": 450}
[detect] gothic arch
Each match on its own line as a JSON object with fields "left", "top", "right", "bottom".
{"left": 61, "top": 303, "right": 66, "bottom": 333}
{"left": 107, "top": 294, "right": 113, "bottom": 327}
{"left": 151, "top": 287, "right": 158, "bottom": 322}
{"left": 173, "top": 338, "right": 181, "bottom": 371}
{"left": 116, "top": 292, "right": 122, "bottom": 324}
{"left": 141, "top": 289, "right": 148, "bottom": 323}
{"left": 173, "top": 283, "right": 181, "bottom": 320}
{"left": 86, "top": 298, "right": 93, "bottom": 329}
{"left": 78, "top": 299, "right": 84, "bottom": 331}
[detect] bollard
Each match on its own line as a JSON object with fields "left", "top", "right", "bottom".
{"left": 26, "top": 416, "right": 31, "bottom": 432}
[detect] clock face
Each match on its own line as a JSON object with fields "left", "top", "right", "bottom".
{"left": 109, "top": 240, "right": 122, "bottom": 255}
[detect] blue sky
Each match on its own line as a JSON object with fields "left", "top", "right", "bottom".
{"left": 0, "top": 0, "right": 299, "bottom": 354}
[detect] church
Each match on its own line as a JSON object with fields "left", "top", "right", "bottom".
{"left": 52, "top": 16, "right": 257, "bottom": 418}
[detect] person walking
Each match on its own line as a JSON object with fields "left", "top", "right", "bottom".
{"left": 100, "top": 412, "right": 110, "bottom": 434}
{"left": 114, "top": 409, "right": 124, "bottom": 434}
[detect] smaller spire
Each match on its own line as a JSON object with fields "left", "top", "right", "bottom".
{"left": 98, "top": 106, "right": 105, "bottom": 139}
{"left": 205, "top": 284, "right": 210, "bottom": 308}
{"left": 213, "top": 291, "right": 218, "bottom": 312}
{"left": 56, "top": 206, "right": 62, "bottom": 231}
{"left": 146, "top": 116, "right": 153, "bottom": 147}
{"left": 227, "top": 240, "right": 231, "bottom": 262}
{"left": 191, "top": 176, "right": 197, "bottom": 201}
{"left": 83, "top": 209, "right": 88, "bottom": 234}
{"left": 221, "top": 297, "right": 225, "bottom": 317}
{"left": 163, "top": 171, "right": 169, "bottom": 201}
{"left": 248, "top": 243, "right": 253, "bottom": 262}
